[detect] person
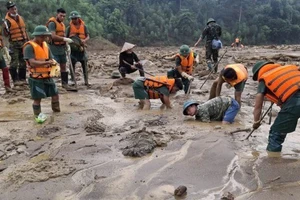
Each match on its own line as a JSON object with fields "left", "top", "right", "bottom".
{"left": 194, "top": 18, "right": 222, "bottom": 73}
{"left": 119, "top": 42, "right": 144, "bottom": 79}
{"left": 66, "top": 11, "right": 90, "bottom": 86}
{"left": 46, "top": 8, "right": 75, "bottom": 91}
{"left": 0, "top": 29, "right": 13, "bottom": 92}
{"left": 132, "top": 76, "right": 183, "bottom": 110}
{"left": 252, "top": 61, "right": 300, "bottom": 152}
{"left": 167, "top": 45, "right": 197, "bottom": 94}
{"left": 231, "top": 37, "right": 244, "bottom": 48}
{"left": 209, "top": 64, "right": 248, "bottom": 106}
{"left": 2, "top": 1, "right": 29, "bottom": 86}
{"left": 183, "top": 96, "right": 240, "bottom": 124}
{"left": 23, "top": 25, "right": 60, "bottom": 118}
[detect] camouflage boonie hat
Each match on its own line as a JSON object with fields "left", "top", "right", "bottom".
{"left": 69, "top": 11, "right": 81, "bottom": 19}
{"left": 179, "top": 45, "right": 190, "bottom": 56}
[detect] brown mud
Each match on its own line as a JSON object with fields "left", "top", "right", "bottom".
{"left": 0, "top": 45, "right": 300, "bottom": 200}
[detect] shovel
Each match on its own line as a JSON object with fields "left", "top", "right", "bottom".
{"left": 66, "top": 51, "right": 78, "bottom": 91}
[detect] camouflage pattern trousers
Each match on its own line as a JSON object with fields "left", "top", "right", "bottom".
{"left": 9, "top": 41, "right": 27, "bottom": 70}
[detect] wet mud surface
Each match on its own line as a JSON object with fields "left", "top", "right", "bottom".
{"left": 0, "top": 45, "right": 300, "bottom": 200}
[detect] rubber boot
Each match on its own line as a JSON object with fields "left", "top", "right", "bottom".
{"left": 9, "top": 68, "right": 21, "bottom": 86}
{"left": 82, "top": 61, "right": 90, "bottom": 86}
{"left": 51, "top": 101, "right": 61, "bottom": 112}
{"left": 18, "top": 68, "right": 28, "bottom": 85}
{"left": 2, "top": 67, "right": 13, "bottom": 93}
{"left": 61, "top": 72, "right": 77, "bottom": 91}
{"left": 33, "top": 104, "right": 41, "bottom": 117}
{"left": 207, "top": 61, "right": 212, "bottom": 71}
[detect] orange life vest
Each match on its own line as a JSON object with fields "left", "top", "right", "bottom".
{"left": 176, "top": 51, "right": 194, "bottom": 75}
{"left": 223, "top": 64, "right": 248, "bottom": 86}
{"left": 46, "top": 17, "right": 66, "bottom": 45}
{"left": 24, "top": 41, "right": 51, "bottom": 79}
{"left": 258, "top": 63, "right": 300, "bottom": 104}
{"left": 69, "top": 19, "right": 86, "bottom": 39}
{"left": 5, "top": 13, "right": 28, "bottom": 42}
{"left": 144, "top": 76, "right": 175, "bottom": 99}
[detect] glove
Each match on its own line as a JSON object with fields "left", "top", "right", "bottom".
{"left": 187, "top": 75, "right": 194, "bottom": 81}
{"left": 63, "top": 37, "right": 74, "bottom": 44}
{"left": 252, "top": 121, "right": 261, "bottom": 130}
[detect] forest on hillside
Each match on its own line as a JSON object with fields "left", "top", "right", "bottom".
{"left": 1, "top": 0, "right": 300, "bottom": 46}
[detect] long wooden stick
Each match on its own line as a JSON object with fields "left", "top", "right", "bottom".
{"left": 245, "top": 103, "right": 274, "bottom": 140}
{"left": 122, "top": 60, "right": 155, "bottom": 77}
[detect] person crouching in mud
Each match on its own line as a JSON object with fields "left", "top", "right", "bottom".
{"left": 133, "top": 76, "right": 183, "bottom": 110}
{"left": 119, "top": 42, "right": 144, "bottom": 79}
{"left": 183, "top": 96, "right": 240, "bottom": 124}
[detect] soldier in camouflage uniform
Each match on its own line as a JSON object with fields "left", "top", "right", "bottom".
{"left": 183, "top": 96, "right": 239, "bottom": 124}
{"left": 2, "top": 1, "right": 29, "bottom": 86}
{"left": 194, "top": 18, "right": 222, "bottom": 73}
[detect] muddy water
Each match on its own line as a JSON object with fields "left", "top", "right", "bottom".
{"left": 1, "top": 46, "right": 300, "bottom": 200}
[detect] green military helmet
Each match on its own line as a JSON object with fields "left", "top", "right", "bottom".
{"left": 69, "top": 11, "right": 81, "bottom": 19}
{"left": 6, "top": 1, "right": 15, "bottom": 9}
{"left": 207, "top": 18, "right": 216, "bottom": 25}
{"left": 32, "top": 25, "right": 52, "bottom": 36}
{"left": 183, "top": 100, "right": 199, "bottom": 115}
{"left": 111, "top": 71, "right": 121, "bottom": 79}
{"left": 252, "top": 61, "right": 274, "bottom": 81}
{"left": 179, "top": 45, "right": 191, "bottom": 56}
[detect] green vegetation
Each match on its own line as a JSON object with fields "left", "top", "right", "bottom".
{"left": 1, "top": 0, "right": 300, "bottom": 46}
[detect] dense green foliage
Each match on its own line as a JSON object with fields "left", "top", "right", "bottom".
{"left": 1, "top": 0, "right": 300, "bottom": 46}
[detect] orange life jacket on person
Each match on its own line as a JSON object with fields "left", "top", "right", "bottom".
{"left": 69, "top": 19, "right": 86, "bottom": 39}
{"left": 5, "top": 13, "right": 28, "bottom": 42}
{"left": 176, "top": 51, "right": 194, "bottom": 75}
{"left": 46, "top": 17, "right": 66, "bottom": 45}
{"left": 223, "top": 64, "right": 248, "bottom": 86}
{"left": 144, "top": 76, "right": 175, "bottom": 99}
{"left": 24, "top": 41, "right": 51, "bottom": 79}
{"left": 258, "top": 63, "right": 300, "bottom": 105}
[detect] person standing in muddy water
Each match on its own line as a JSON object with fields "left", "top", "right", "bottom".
{"left": 3, "top": 1, "right": 29, "bottom": 87}
{"left": 183, "top": 96, "right": 240, "bottom": 124}
{"left": 23, "top": 25, "right": 60, "bottom": 118}
{"left": 119, "top": 42, "right": 145, "bottom": 79}
{"left": 194, "top": 18, "right": 222, "bottom": 73}
{"left": 209, "top": 64, "right": 248, "bottom": 106}
{"left": 252, "top": 61, "right": 300, "bottom": 153}
{"left": 167, "top": 45, "right": 197, "bottom": 94}
{"left": 0, "top": 28, "right": 13, "bottom": 93}
{"left": 46, "top": 8, "right": 75, "bottom": 91}
{"left": 132, "top": 76, "right": 183, "bottom": 110}
{"left": 66, "top": 11, "right": 90, "bottom": 86}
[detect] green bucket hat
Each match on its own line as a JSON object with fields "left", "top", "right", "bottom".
{"left": 207, "top": 18, "right": 216, "bottom": 25}
{"left": 252, "top": 61, "right": 274, "bottom": 81}
{"left": 183, "top": 100, "right": 199, "bottom": 115}
{"left": 6, "top": 1, "right": 15, "bottom": 9}
{"left": 179, "top": 45, "right": 191, "bottom": 56}
{"left": 32, "top": 25, "right": 52, "bottom": 36}
{"left": 69, "top": 11, "right": 81, "bottom": 19}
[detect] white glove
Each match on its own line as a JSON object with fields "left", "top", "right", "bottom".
{"left": 63, "top": 37, "right": 74, "bottom": 44}
{"left": 181, "top": 72, "right": 194, "bottom": 81}
{"left": 187, "top": 75, "right": 194, "bottom": 81}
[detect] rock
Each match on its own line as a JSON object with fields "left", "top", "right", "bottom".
{"left": 122, "top": 138, "right": 156, "bottom": 157}
{"left": 221, "top": 192, "right": 234, "bottom": 200}
{"left": 174, "top": 185, "right": 187, "bottom": 197}
{"left": 214, "top": 125, "right": 222, "bottom": 130}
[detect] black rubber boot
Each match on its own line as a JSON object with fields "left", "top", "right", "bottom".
{"left": 51, "top": 101, "right": 61, "bottom": 112}
{"left": 9, "top": 68, "right": 18, "bottom": 83}
{"left": 18, "top": 68, "right": 28, "bottom": 85}
{"left": 61, "top": 71, "right": 77, "bottom": 91}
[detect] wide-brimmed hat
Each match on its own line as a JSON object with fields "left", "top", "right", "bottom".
{"left": 111, "top": 71, "right": 121, "bottom": 79}
{"left": 120, "top": 42, "right": 135, "bottom": 53}
{"left": 183, "top": 100, "right": 199, "bottom": 115}
{"left": 69, "top": 11, "right": 81, "bottom": 19}
{"left": 32, "top": 25, "right": 52, "bottom": 36}
{"left": 207, "top": 18, "right": 216, "bottom": 25}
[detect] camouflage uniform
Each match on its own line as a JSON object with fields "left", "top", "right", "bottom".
{"left": 200, "top": 21, "right": 222, "bottom": 72}
{"left": 195, "top": 96, "right": 232, "bottom": 122}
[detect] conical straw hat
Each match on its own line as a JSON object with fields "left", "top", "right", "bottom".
{"left": 120, "top": 42, "right": 135, "bottom": 53}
